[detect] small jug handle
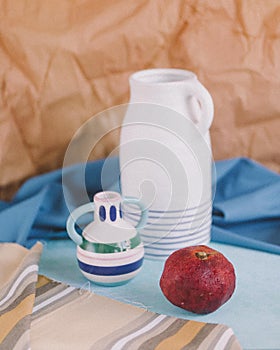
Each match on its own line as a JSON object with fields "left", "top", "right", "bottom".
{"left": 187, "top": 81, "right": 214, "bottom": 135}
{"left": 66, "top": 202, "right": 95, "bottom": 246}
{"left": 122, "top": 197, "right": 148, "bottom": 230}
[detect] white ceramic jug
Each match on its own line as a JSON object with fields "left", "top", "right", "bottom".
{"left": 66, "top": 191, "right": 147, "bottom": 285}
{"left": 119, "top": 69, "right": 214, "bottom": 259}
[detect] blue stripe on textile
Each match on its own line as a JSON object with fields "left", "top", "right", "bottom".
{"left": 77, "top": 258, "right": 143, "bottom": 276}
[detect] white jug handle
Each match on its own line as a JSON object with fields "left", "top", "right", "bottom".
{"left": 66, "top": 202, "right": 95, "bottom": 246}
{"left": 187, "top": 81, "right": 214, "bottom": 135}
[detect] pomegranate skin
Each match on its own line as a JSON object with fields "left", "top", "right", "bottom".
{"left": 159, "top": 245, "right": 236, "bottom": 314}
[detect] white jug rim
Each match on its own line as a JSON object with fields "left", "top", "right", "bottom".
{"left": 94, "top": 191, "right": 121, "bottom": 203}
{"left": 130, "top": 68, "right": 197, "bottom": 85}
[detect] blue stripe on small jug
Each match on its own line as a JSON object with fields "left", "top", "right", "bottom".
{"left": 77, "top": 258, "right": 143, "bottom": 276}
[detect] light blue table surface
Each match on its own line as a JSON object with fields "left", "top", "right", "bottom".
{"left": 39, "top": 240, "right": 280, "bottom": 350}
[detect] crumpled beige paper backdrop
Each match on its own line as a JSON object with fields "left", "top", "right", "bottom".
{"left": 0, "top": 0, "right": 279, "bottom": 199}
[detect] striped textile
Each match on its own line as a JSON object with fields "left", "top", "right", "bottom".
{"left": 0, "top": 242, "right": 41, "bottom": 350}
{"left": 0, "top": 243, "right": 242, "bottom": 350}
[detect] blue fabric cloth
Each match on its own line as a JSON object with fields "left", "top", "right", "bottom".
{"left": 0, "top": 157, "right": 279, "bottom": 254}
{"left": 212, "top": 158, "right": 280, "bottom": 254}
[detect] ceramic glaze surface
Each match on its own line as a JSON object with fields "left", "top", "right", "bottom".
{"left": 119, "top": 69, "right": 214, "bottom": 259}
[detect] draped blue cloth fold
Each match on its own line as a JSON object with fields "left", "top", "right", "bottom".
{"left": 0, "top": 157, "right": 279, "bottom": 254}
{"left": 212, "top": 158, "right": 280, "bottom": 254}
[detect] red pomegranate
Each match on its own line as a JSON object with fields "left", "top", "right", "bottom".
{"left": 160, "top": 245, "right": 236, "bottom": 314}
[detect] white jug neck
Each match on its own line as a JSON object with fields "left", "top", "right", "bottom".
{"left": 94, "top": 191, "right": 122, "bottom": 224}
{"left": 129, "top": 68, "right": 197, "bottom": 103}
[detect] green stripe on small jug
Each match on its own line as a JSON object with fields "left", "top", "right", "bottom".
{"left": 79, "top": 234, "right": 142, "bottom": 253}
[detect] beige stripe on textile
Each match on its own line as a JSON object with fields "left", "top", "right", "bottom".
{"left": 0, "top": 242, "right": 42, "bottom": 350}
{"left": 0, "top": 243, "right": 242, "bottom": 350}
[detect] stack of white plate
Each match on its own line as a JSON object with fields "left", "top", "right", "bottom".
{"left": 123, "top": 200, "right": 212, "bottom": 259}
